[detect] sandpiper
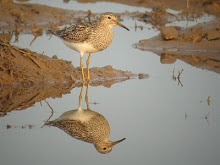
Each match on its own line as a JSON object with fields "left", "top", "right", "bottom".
{"left": 45, "top": 84, "right": 125, "bottom": 154}
{"left": 48, "top": 12, "right": 129, "bottom": 82}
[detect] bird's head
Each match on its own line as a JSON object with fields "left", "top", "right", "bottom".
{"left": 94, "top": 138, "right": 126, "bottom": 154}
{"left": 100, "top": 12, "right": 129, "bottom": 31}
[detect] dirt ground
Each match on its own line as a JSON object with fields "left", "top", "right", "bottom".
{"left": 0, "top": 0, "right": 219, "bottom": 114}
{"left": 78, "top": 0, "right": 220, "bottom": 17}
{"left": 134, "top": 19, "right": 220, "bottom": 73}
{"left": 0, "top": 39, "right": 138, "bottom": 86}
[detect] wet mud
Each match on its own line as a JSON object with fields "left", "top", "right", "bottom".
{"left": 0, "top": 39, "right": 139, "bottom": 86}
{"left": 134, "top": 19, "right": 220, "bottom": 73}
{"left": 78, "top": 0, "right": 220, "bottom": 17}
{"left": 0, "top": 84, "right": 73, "bottom": 117}
{"left": 0, "top": 0, "right": 89, "bottom": 33}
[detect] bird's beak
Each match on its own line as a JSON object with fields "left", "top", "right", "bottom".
{"left": 112, "top": 138, "right": 126, "bottom": 146}
{"left": 115, "top": 21, "right": 130, "bottom": 31}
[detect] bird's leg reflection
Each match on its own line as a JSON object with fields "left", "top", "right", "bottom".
{"left": 45, "top": 83, "right": 126, "bottom": 154}
{"left": 78, "top": 82, "right": 85, "bottom": 108}
{"left": 85, "top": 83, "right": 90, "bottom": 110}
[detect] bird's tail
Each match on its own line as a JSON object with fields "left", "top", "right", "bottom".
{"left": 44, "top": 120, "right": 54, "bottom": 126}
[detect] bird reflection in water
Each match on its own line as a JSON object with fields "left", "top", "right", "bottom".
{"left": 45, "top": 83, "right": 126, "bottom": 154}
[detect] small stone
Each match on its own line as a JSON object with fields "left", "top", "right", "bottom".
{"left": 139, "top": 39, "right": 147, "bottom": 44}
{"left": 105, "top": 65, "right": 113, "bottom": 71}
{"left": 160, "top": 54, "right": 177, "bottom": 64}
{"left": 207, "top": 31, "right": 220, "bottom": 40}
{"left": 193, "top": 36, "right": 202, "bottom": 43}
{"left": 138, "top": 73, "right": 149, "bottom": 79}
{"left": 6, "top": 124, "right": 12, "bottom": 129}
{"left": 52, "top": 55, "right": 58, "bottom": 59}
{"left": 161, "top": 26, "right": 179, "bottom": 40}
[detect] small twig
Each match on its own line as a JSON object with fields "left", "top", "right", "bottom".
{"left": 30, "top": 36, "right": 37, "bottom": 46}
{"left": 185, "top": 112, "right": 188, "bottom": 120}
{"left": 201, "top": 111, "right": 210, "bottom": 125}
{"left": 172, "top": 67, "right": 176, "bottom": 81}
{"left": 41, "top": 100, "right": 54, "bottom": 128}
{"left": 0, "top": 40, "right": 27, "bottom": 54}
{"left": 177, "top": 69, "right": 184, "bottom": 80}
{"left": 177, "top": 69, "right": 184, "bottom": 87}
{"left": 187, "top": 0, "right": 190, "bottom": 10}
{"left": 172, "top": 68, "right": 183, "bottom": 86}
{"left": 27, "top": 54, "right": 42, "bottom": 69}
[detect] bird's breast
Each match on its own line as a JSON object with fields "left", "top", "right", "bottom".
{"left": 88, "top": 27, "right": 114, "bottom": 51}
{"left": 57, "top": 109, "right": 97, "bottom": 122}
{"left": 64, "top": 41, "right": 99, "bottom": 55}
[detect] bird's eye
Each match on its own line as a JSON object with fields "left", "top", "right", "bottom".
{"left": 108, "top": 16, "right": 111, "bottom": 19}
{"left": 103, "top": 147, "right": 107, "bottom": 150}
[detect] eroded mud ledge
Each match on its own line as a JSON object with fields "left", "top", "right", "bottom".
{"left": 0, "top": 40, "right": 144, "bottom": 86}
{"left": 133, "top": 20, "right": 220, "bottom": 73}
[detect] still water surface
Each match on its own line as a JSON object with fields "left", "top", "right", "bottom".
{"left": 0, "top": 1, "right": 220, "bottom": 165}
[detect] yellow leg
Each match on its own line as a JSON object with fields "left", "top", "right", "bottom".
{"left": 85, "top": 83, "right": 90, "bottom": 110}
{"left": 80, "top": 56, "right": 85, "bottom": 82}
{"left": 79, "top": 82, "right": 85, "bottom": 106}
{"left": 86, "top": 53, "right": 92, "bottom": 82}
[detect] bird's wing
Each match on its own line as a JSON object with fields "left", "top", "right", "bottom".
{"left": 50, "top": 22, "right": 93, "bottom": 43}
{"left": 47, "top": 120, "right": 93, "bottom": 143}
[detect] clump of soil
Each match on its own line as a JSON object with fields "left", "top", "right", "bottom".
{"left": 161, "top": 26, "right": 179, "bottom": 40}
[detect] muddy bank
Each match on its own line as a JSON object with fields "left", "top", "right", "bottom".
{"left": 0, "top": 1, "right": 90, "bottom": 33}
{"left": 0, "top": 39, "right": 141, "bottom": 86}
{"left": 1, "top": 0, "right": 219, "bottom": 34}
{"left": 78, "top": 0, "right": 220, "bottom": 17}
{"left": 0, "top": 84, "right": 73, "bottom": 117}
{"left": 133, "top": 20, "right": 220, "bottom": 73}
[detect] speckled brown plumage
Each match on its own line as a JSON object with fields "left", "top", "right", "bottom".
{"left": 46, "top": 108, "right": 125, "bottom": 154}
{"left": 48, "top": 12, "right": 129, "bottom": 82}
{"left": 46, "top": 111, "right": 110, "bottom": 144}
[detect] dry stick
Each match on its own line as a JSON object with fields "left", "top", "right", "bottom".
{"left": 41, "top": 100, "right": 54, "bottom": 128}
{"left": 177, "top": 69, "right": 184, "bottom": 86}
{"left": 26, "top": 53, "right": 42, "bottom": 69}
{"left": 30, "top": 36, "right": 37, "bottom": 46}
{"left": 0, "top": 39, "right": 27, "bottom": 54}
{"left": 172, "top": 68, "right": 183, "bottom": 86}
{"left": 186, "top": 0, "right": 190, "bottom": 28}
{"left": 201, "top": 111, "right": 210, "bottom": 124}
{"left": 172, "top": 67, "right": 176, "bottom": 81}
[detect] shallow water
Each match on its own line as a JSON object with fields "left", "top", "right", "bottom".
{"left": 1, "top": 1, "right": 220, "bottom": 165}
